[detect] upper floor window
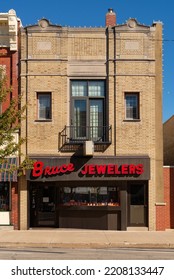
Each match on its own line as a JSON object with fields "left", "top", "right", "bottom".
{"left": 125, "top": 93, "right": 139, "bottom": 120}
{"left": 71, "top": 80, "right": 105, "bottom": 141}
{"left": 37, "top": 92, "right": 51, "bottom": 120}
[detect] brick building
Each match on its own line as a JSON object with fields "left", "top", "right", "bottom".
{"left": 162, "top": 116, "right": 174, "bottom": 230}
{"left": 19, "top": 9, "right": 164, "bottom": 231}
{"left": 0, "top": 10, "right": 21, "bottom": 229}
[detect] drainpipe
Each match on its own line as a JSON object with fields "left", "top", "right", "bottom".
{"left": 105, "top": 8, "right": 117, "bottom": 155}
{"left": 25, "top": 28, "right": 28, "bottom": 158}
{"left": 113, "top": 26, "right": 116, "bottom": 156}
{"left": 106, "top": 27, "right": 109, "bottom": 146}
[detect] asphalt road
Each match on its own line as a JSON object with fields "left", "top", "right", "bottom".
{"left": 0, "top": 247, "right": 174, "bottom": 260}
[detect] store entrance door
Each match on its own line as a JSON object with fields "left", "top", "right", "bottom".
{"left": 128, "top": 183, "right": 148, "bottom": 227}
{"left": 30, "top": 185, "right": 56, "bottom": 227}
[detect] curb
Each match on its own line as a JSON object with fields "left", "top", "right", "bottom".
{"left": 0, "top": 242, "right": 174, "bottom": 249}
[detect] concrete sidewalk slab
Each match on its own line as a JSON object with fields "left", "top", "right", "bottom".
{"left": 0, "top": 229, "right": 174, "bottom": 249}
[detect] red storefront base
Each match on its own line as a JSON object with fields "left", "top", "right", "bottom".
{"left": 156, "top": 167, "right": 174, "bottom": 231}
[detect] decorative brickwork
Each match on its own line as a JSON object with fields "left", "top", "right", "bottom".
{"left": 19, "top": 12, "right": 163, "bottom": 231}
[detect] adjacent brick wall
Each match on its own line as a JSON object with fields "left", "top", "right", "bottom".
{"left": 156, "top": 167, "right": 174, "bottom": 230}
{"left": 156, "top": 205, "right": 167, "bottom": 231}
{"left": 0, "top": 15, "right": 20, "bottom": 230}
{"left": 0, "top": 49, "right": 11, "bottom": 111}
{"left": 170, "top": 168, "right": 174, "bottom": 228}
{"left": 164, "top": 116, "right": 174, "bottom": 165}
{"left": 0, "top": 48, "right": 19, "bottom": 229}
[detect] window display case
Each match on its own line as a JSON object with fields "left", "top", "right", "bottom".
{"left": 30, "top": 184, "right": 121, "bottom": 230}
{"left": 58, "top": 186, "right": 121, "bottom": 230}
{"left": 60, "top": 186, "right": 120, "bottom": 207}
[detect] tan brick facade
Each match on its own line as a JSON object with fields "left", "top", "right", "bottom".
{"left": 19, "top": 13, "right": 163, "bottom": 230}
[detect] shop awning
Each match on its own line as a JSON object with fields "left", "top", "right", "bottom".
{"left": 0, "top": 157, "right": 18, "bottom": 182}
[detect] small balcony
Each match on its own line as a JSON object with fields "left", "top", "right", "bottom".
{"left": 59, "top": 125, "right": 112, "bottom": 152}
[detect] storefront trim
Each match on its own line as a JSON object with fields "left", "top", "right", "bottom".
{"left": 27, "top": 156, "right": 150, "bottom": 181}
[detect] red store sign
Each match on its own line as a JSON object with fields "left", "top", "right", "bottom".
{"left": 32, "top": 161, "right": 144, "bottom": 178}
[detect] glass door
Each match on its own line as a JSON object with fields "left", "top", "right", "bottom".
{"left": 89, "top": 99, "right": 103, "bottom": 141}
{"left": 71, "top": 80, "right": 105, "bottom": 142}
{"left": 128, "top": 183, "right": 148, "bottom": 226}
{"left": 30, "top": 185, "right": 56, "bottom": 227}
{"left": 73, "top": 100, "right": 87, "bottom": 139}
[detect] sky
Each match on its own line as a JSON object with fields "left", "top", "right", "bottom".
{"left": 1, "top": 0, "right": 173, "bottom": 122}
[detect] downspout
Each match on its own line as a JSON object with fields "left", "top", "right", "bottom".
{"left": 113, "top": 26, "right": 116, "bottom": 156}
{"left": 25, "top": 28, "right": 28, "bottom": 158}
{"left": 106, "top": 26, "right": 116, "bottom": 155}
{"left": 24, "top": 28, "right": 29, "bottom": 230}
{"left": 106, "top": 27, "right": 109, "bottom": 146}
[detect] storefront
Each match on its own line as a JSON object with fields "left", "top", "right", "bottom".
{"left": 27, "top": 156, "right": 150, "bottom": 230}
{"left": 0, "top": 158, "right": 18, "bottom": 226}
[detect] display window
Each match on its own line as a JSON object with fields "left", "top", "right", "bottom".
{"left": 0, "top": 182, "right": 10, "bottom": 211}
{"left": 60, "top": 186, "right": 120, "bottom": 206}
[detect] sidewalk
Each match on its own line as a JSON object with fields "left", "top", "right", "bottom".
{"left": 0, "top": 228, "right": 174, "bottom": 249}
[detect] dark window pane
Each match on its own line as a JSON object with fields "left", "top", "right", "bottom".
{"left": 130, "top": 185, "right": 144, "bottom": 205}
{"left": 74, "top": 100, "right": 86, "bottom": 138}
{"left": 0, "top": 182, "right": 10, "bottom": 211}
{"left": 125, "top": 94, "right": 139, "bottom": 119}
{"left": 71, "top": 80, "right": 105, "bottom": 141}
{"left": 88, "top": 81, "right": 105, "bottom": 97}
{"left": 90, "top": 100, "right": 103, "bottom": 140}
{"left": 38, "top": 93, "right": 51, "bottom": 119}
{"left": 72, "top": 81, "right": 87, "bottom": 96}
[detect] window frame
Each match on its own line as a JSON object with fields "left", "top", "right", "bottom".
{"left": 70, "top": 80, "right": 106, "bottom": 140}
{"left": 37, "top": 92, "right": 52, "bottom": 121}
{"left": 124, "top": 92, "right": 140, "bottom": 121}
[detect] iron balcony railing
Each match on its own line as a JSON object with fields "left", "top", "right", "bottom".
{"left": 59, "top": 125, "right": 112, "bottom": 147}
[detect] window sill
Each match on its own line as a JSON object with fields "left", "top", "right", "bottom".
{"left": 123, "top": 119, "right": 141, "bottom": 122}
{"left": 35, "top": 119, "right": 52, "bottom": 122}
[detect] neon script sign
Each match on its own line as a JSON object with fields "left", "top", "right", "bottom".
{"left": 32, "top": 161, "right": 144, "bottom": 178}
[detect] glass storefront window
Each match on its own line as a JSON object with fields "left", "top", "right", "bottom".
{"left": 60, "top": 186, "right": 120, "bottom": 207}
{"left": 0, "top": 182, "right": 10, "bottom": 211}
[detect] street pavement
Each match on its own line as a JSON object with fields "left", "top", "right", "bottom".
{"left": 0, "top": 228, "right": 174, "bottom": 249}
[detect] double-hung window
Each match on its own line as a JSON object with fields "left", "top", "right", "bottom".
{"left": 71, "top": 80, "right": 105, "bottom": 141}
{"left": 37, "top": 92, "right": 51, "bottom": 120}
{"left": 125, "top": 93, "right": 139, "bottom": 120}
